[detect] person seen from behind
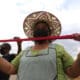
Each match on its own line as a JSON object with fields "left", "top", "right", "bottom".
{"left": 0, "top": 11, "right": 80, "bottom": 80}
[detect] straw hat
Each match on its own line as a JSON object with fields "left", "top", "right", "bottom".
{"left": 23, "top": 11, "right": 61, "bottom": 38}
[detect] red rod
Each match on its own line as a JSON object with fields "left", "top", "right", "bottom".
{"left": 0, "top": 34, "right": 74, "bottom": 42}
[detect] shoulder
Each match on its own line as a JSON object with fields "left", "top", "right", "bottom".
{"left": 51, "top": 43, "right": 66, "bottom": 56}
{"left": 50, "top": 43, "right": 64, "bottom": 50}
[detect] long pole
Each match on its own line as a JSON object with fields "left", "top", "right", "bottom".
{"left": 0, "top": 34, "right": 74, "bottom": 42}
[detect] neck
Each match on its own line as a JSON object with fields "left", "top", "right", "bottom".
{"left": 32, "top": 42, "right": 50, "bottom": 50}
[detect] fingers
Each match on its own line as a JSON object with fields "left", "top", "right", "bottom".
{"left": 13, "top": 36, "right": 20, "bottom": 39}
{"left": 13, "top": 36, "right": 22, "bottom": 44}
{"left": 72, "top": 33, "right": 80, "bottom": 41}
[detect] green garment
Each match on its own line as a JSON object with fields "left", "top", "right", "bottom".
{"left": 55, "top": 44, "right": 74, "bottom": 80}
{"left": 11, "top": 43, "right": 74, "bottom": 80}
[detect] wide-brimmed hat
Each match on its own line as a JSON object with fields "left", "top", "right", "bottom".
{"left": 23, "top": 11, "right": 61, "bottom": 38}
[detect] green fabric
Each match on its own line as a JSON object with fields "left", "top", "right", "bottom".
{"left": 55, "top": 44, "right": 74, "bottom": 80}
{"left": 11, "top": 51, "right": 23, "bottom": 70}
{"left": 11, "top": 44, "right": 74, "bottom": 80}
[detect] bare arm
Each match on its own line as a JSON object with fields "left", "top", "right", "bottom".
{"left": 0, "top": 57, "right": 17, "bottom": 74}
{"left": 14, "top": 37, "right": 22, "bottom": 55}
{"left": 65, "top": 53, "right": 80, "bottom": 78}
{"left": 17, "top": 41, "right": 22, "bottom": 54}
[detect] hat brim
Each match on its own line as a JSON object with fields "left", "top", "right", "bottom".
{"left": 23, "top": 11, "right": 61, "bottom": 38}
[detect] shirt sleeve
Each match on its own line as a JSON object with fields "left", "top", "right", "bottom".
{"left": 62, "top": 48, "right": 74, "bottom": 70}
{"left": 11, "top": 52, "right": 22, "bottom": 70}
{"left": 56, "top": 44, "right": 74, "bottom": 70}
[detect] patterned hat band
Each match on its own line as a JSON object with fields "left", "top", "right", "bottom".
{"left": 23, "top": 11, "right": 61, "bottom": 38}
